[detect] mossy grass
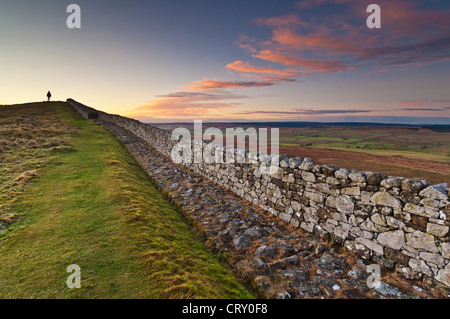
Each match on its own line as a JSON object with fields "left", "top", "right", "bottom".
{"left": 0, "top": 102, "right": 254, "bottom": 299}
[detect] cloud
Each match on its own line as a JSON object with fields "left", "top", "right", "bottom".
{"left": 399, "top": 99, "right": 450, "bottom": 108}
{"left": 130, "top": 1, "right": 450, "bottom": 122}
{"left": 225, "top": 60, "right": 296, "bottom": 77}
{"left": 397, "top": 99, "right": 450, "bottom": 112}
{"left": 234, "top": 34, "right": 259, "bottom": 53}
{"left": 401, "top": 108, "right": 445, "bottom": 112}
{"left": 127, "top": 91, "right": 243, "bottom": 119}
{"left": 157, "top": 91, "right": 247, "bottom": 100}
{"left": 253, "top": 50, "right": 355, "bottom": 72}
{"left": 184, "top": 78, "right": 276, "bottom": 91}
{"left": 240, "top": 0, "right": 450, "bottom": 74}
{"left": 235, "top": 108, "right": 373, "bottom": 116}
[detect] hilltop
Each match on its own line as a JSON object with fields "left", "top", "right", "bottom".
{"left": 0, "top": 102, "right": 254, "bottom": 298}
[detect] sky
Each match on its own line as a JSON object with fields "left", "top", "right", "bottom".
{"left": 1, "top": 0, "right": 450, "bottom": 124}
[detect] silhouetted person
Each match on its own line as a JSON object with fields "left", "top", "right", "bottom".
{"left": 47, "top": 91, "right": 52, "bottom": 101}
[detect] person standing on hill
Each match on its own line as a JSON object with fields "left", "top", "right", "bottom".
{"left": 47, "top": 91, "right": 52, "bottom": 101}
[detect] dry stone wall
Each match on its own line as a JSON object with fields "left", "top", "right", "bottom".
{"left": 67, "top": 99, "right": 450, "bottom": 287}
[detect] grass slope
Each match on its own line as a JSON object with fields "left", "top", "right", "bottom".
{"left": 0, "top": 102, "right": 253, "bottom": 299}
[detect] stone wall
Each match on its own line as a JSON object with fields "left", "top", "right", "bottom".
{"left": 67, "top": 99, "right": 450, "bottom": 287}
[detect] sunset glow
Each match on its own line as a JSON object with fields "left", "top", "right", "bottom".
{"left": 1, "top": 0, "right": 449, "bottom": 123}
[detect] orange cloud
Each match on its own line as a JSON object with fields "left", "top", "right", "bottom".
{"left": 253, "top": 50, "right": 354, "bottom": 72}
{"left": 126, "top": 91, "right": 243, "bottom": 120}
{"left": 225, "top": 60, "right": 297, "bottom": 77}
{"left": 184, "top": 78, "right": 276, "bottom": 91}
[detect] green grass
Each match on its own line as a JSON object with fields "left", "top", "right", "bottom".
{"left": 0, "top": 102, "right": 254, "bottom": 299}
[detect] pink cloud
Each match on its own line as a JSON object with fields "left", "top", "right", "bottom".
{"left": 240, "top": 0, "right": 450, "bottom": 74}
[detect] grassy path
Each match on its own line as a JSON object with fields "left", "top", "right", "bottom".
{"left": 0, "top": 102, "right": 253, "bottom": 298}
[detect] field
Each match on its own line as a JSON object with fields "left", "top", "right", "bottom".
{"left": 0, "top": 102, "right": 254, "bottom": 298}
{"left": 152, "top": 123, "right": 450, "bottom": 185}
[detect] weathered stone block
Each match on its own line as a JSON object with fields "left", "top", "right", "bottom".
{"left": 341, "top": 186, "right": 361, "bottom": 196}
{"left": 360, "top": 218, "right": 378, "bottom": 232}
{"left": 273, "top": 187, "right": 282, "bottom": 199}
{"left": 345, "top": 241, "right": 371, "bottom": 259}
{"left": 419, "top": 252, "right": 446, "bottom": 267}
{"left": 322, "top": 165, "right": 339, "bottom": 176}
{"left": 380, "top": 176, "right": 403, "bottom": 189}
{"left": 436, "top": 263, "right": 450, "bottom": 287}
{"left": 426, "top": 223, "right": 449, "bottom": 237}
{"left": 386, "top": 216, "right": 405, "bottom": 229}
{"left": 405, "top": 230, "right": 439, "bottom": 253}
{"left": 403, "top": 203, "right": 440, "bottom": 219}
{"left": 291, "top": 200, "right": 302, "bottom": 212}
{"left": 279, "top": 212, "right": 292, "bottom": 223}
{"left": 320, "top": 221, "right": 334, "bottom": 233}
{"left": 350, "top": 226, "right": 363, "bottom": 237}
{"left": 326, "top": 176, "right": 341, "bottom": 185}
{"left": 325, "top": 195, "right": 337, "bottom": 209}
{"left": 366, "top": 172, "right": 386, "bottom": 186}
{"left": 334, "top": 168, "right": 350, "bottom": 180}
{"left": 419, "top": 183, "right": 449, "bottom": 200}
{"left": 349, "top": 172, "right": 366, "bottom": 183}
{"left": 334, "top": 226, "right": 349, "bottom": 242}
{"left": 301, "top": 171, "right": 316, "bottom": 183}
{"left": 420, "top": 197, "right": 440, "bottom": 208}
{"left": 289, "top": 157, "right": 302, "bottom": 169}
{"left": 440, "top": 242, "right": 450, "bottom": 259}
{"left": 401, "top": 178, "right": 430, "bottom": 194}
{"left": 304, "top": 206, "right": 319, "bottom": 223}
{"left": 356, "top": 237, "right": 384, "bottom": 255}
{"left": 280, "top": 157, "right": 290, "bottom": 168}
{"left": 377, "top": 230, "right": 405, "bottom": 250}
{"left": 304, "top": 191, "right": 325, "bottom": 204}
{"left": 271, "top": 167, "right": 283, "bottom": 180}
{"left": 299, "top": 160, "right": 313, "bottom": 171}
{"left": 335, "top": 195, "right": 354, "bottom": 214}
{"left": 282, "top": 174, "right": 294, "bottom": 183}
{"left": 371, "top": 213, "right": 387, "bottom": 227}
{"left": 313, "top": 183, "right": 332, "bottom": 195}
{"left": 360, "top": 191, "right": 373, "bottom": 204}
{"left": 409, "top": 258, "right": 432, "bottom": 276}
{"left": 300, "top": 222, "right": 315, "bottom": 233}
{"left": 370, "top": 191, "right": 402, "bottom": 208}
